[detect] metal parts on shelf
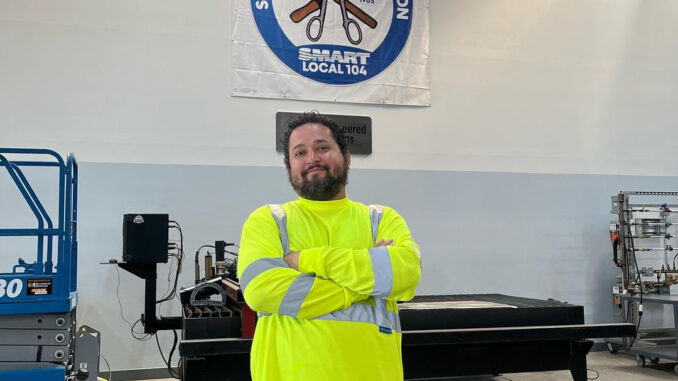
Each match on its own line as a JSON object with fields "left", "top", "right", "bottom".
{"left": 608, "top": 191, "right": 678, "bottom": 373}
{"left": 610, "top": 191, "right": 678, "bottom": 294}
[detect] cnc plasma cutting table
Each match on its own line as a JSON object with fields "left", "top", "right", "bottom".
{"left": 399, "top": 294, "right": 634, "bottom": 380}
{"left": 179, "top": 294, "right": 635, "bottom": 380}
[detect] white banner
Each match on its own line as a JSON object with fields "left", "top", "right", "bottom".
{"left": 232, "top": 0, "right": 430, "bottom": 106}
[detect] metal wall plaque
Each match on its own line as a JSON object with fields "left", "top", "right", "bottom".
{"left": 276, "top": 112, "right": 372, "bottom": 155}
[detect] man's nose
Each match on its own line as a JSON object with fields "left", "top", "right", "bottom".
{"left": 307, "top": 150, "right": 320, "bottom": 163}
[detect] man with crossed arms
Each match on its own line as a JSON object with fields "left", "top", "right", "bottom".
{"left": 238, "top": 112, "right": 421, "bottom": 380}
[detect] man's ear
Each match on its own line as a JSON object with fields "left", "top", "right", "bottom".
{"left": 344, "top": 152, "right": 351, "bottom": 167}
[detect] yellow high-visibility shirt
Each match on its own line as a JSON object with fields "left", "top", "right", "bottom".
{"left": 238, "top": 197, "right": 421, "bottom": 381}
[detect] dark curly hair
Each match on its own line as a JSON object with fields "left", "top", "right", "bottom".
{"left": 281, "top": 112, "right": 348, "bottom": 169}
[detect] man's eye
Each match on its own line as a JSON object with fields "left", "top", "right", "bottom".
{"left": 294, "top": 151, "right": 305, "bottom": 157}
{"left": 318, "top": 146, "right": 329, "bottom": 151}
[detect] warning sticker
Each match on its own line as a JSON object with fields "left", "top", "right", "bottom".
{"left": 27, "top": 278, "right": 52, "bottom": 296}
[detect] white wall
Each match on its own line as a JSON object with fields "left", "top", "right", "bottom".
{"left": 2, "top": 0, "right": 678, "bottom": 175}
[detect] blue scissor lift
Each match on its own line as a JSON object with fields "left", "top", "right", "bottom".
{"left": 0, "top": 148, "right": 88, "bottom": 380}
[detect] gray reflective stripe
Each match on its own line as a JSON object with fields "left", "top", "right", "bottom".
{"left": 259, "top": 301, "right": 401, "bottom": 333}
{"left": 278, "top": 274, "right": 314, "bottom": 317}
{"left": 368, "top": 246, "right": 393, "bottom": 297}
{"left": 367, "top": 204, "right": 396, "bottom": 332}
{"left": 312, "top": 300, "right": 401, "bottom": 333}
{"left": 268, "top": 204, "right": 290, "bottom": 255}
{"left": 374, "top": 297, "right": 390, "bottom": 331}
{"left": 240, "top": 257, "right": 287, "bottom": 292}
{"left": 368, "top": 204, "right": 384, "bottom": 244}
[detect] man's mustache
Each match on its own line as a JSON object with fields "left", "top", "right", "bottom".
{"left": 302, "top": 164, "right": 329, "bottom": 177}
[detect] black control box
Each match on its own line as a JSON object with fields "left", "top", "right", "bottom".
{"left": 122, "top": 214, "right": 169, "bottom": 263}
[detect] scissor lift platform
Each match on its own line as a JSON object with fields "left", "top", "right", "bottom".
{"left": 0, "top": 148, "right": 81, "bottom": 379}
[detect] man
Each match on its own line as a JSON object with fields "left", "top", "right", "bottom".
{"left": 237, "top": 112, "right": 421, "bottom": 380}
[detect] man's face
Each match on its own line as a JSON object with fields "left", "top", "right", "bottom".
{"left": 287, "top": 123, "right": 350, "bottom": 201}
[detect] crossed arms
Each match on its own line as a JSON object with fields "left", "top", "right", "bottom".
{"left": 237, "top": 205, "right": 421, "bottom": 320}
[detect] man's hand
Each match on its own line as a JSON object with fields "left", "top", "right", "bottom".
{"left": 375, "top": 239, "right": 394, "bottom": 247}
{"left": 284, "top": 251, "right": 300, "bottom": 270}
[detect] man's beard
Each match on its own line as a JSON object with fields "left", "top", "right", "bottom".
{"left": 289, "top": 161, "right": 348, "bottom": 201}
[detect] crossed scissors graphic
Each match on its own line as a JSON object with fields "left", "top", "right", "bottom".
{"left": 290, "top": 0, "right": 378, "bottom": 45}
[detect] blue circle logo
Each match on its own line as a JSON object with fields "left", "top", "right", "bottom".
{"left": 251, "top": 0, "right": 413, "bottom": 85}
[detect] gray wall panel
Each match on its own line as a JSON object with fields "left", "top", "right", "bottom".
{"left": 4, "top": 162, "right": 678, "bottom": 369}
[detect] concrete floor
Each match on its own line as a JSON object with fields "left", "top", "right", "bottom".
{"left": 146, "top": 351, "right": 678, "bottom": 380}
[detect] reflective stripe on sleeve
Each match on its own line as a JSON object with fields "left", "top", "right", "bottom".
{"left": 278, "top": 273, "right": 314, "bottom": 317}
{"left": 268, "top": 204, "right": 290, "bottom": 255}
{"left": 374, "top": 298, "right": 391, "bottom": 333}
{"left": 240, "top": 257, "right": 288, "bottom": 292}
{"left": 369, "top": 204, "right": 384, "bottom": 244}
{"left": 259, "top": 303, "right": 400, "bottom": 333}
{"left": 368, "top": 247, "right": 393, "bottom": 297}
{"left": 312, "top": 301, "right": 401, "bottom": 333}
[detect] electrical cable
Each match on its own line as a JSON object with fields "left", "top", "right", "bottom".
{"left": 224, "top": 242, "right": 239, "bottom": 256}
{"left": 114, "top": 265, "right": 134, "bottom": 329}
{"left": 615, "top": 197, "right": 640, "bottom": 350}
{"left": 157, "top": 254, "right": 179, "bottom": 317}
{"left": 157, "top": 221, "right": 183, "bottom": 378}
{"left": 154, "top": 333, "right": 172, "bottom": 376}
{"left": 629, "top": 244, "right": 643, "bottom": 349}
{"left": 130, "top": 317, "right": 153, "bottom": 341}
{"left": 100, "top": 353, "right": 112, "bottom": 381}
{"left": 155, "top": 331, "right": 180, "bottom": 379}
{"left": 625, "top": 210, "right": 642, "bottom": 304}
{"left": 159, "top": 252, "right": 178, "bottom": 301}
{"left": 194, "top": 244, "right": 215, "bottom": 264}
{"left": 620, "top": 201, "right": 643, "bottom": 350}
{"left": 157, "top": 221, "right": 183, "bottom": 304}
{"left": 178, "top": 356, "right": 184, "bottom": 380}
{"left": 168, "top": 329, "right": 179, "bottom": 378}
{"left": 115, "top": 265, "right": 152, "bottom": 341}
{"left": 587, "top": 368, "right": 599, "bottom": 380}
{"left": 169, "top": 221, "right": 183, "bottom": 259}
